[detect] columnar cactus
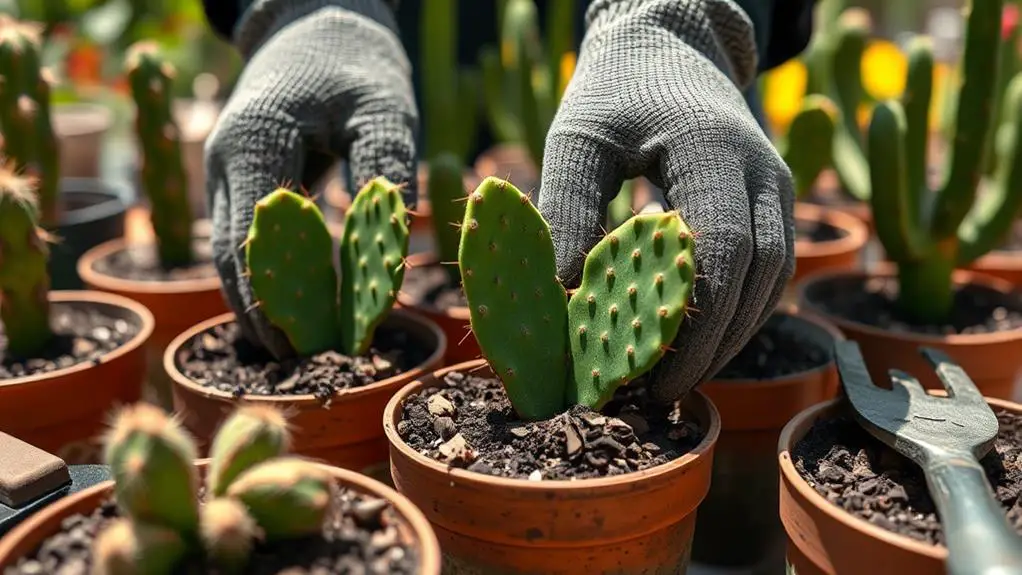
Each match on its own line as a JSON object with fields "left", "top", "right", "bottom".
{"left": 93, "top": 403, "right": 332, "bottom": 575}
{"left": 0, "top": 16, "right": 59, "bottom": 227}
{"left": 420, "top": 0, "right": 478, "bottom": 163}
{"left": 427, "top": 152, "right": 469, "bottom": 283}
{"left": 0, "top": 161, "right": 53, "bottom": 358}
{"left": 460, "top": 177, "right": 695, "bottom": 420}
{"left": 125, "top": 41, "right": 194, "bottom": 269}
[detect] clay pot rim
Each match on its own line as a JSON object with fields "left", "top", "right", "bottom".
{"left": 0, "top": 458, "right": 441, "bottom": 574}
{"left": 52, "top": 103, "right": 113, "bottom": 137}
{"left": 796, "top": 268, "right": 1022, "bottom": 345}
{"left": 972, "top": 249, "right": 1022, "bottom": 272}
{"left": 0, "top": 290, "right": 155, "bottom": 389}
{"left": 77, "top": 237, "right": 221, "bottom": 295}
{"left": 384, "top": 358, "right": 722, "bottom": 490}
{"left": 777, "top": 393, "right": 1021, "bottom": 562}
{"left": 396, "top": 252, "right": 470, "bottom": 321}
{"left": 164, "top": 309, "right": 447, "bottom": 405}
{"left": 794, "top": 202, "right": 870, "bottom": 259}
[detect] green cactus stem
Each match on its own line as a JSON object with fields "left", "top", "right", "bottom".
{"left": 0, "top": 163, "right": 52, "bottom": 358}
{"left": 828, "top": 10, "right": 871, "bottom": 202}
{"left": 91, "top": 518, "right": 187, "bottom": 575}
{"left": 338, "top": 177, "right": 410, "bottom": 356}
{"left": 206, "top": 404, "right": 291, "bottom": 497}
{"left": 982, "top": 3, "right": 1022, "bottom": 176}
{"left": 420, "top": 0, "right": 479, "bottom": 162}
{"left": 199, "top": 498, "right": 258, "bottom": 574}
{"left": 426, "top": 152, "right": 468, "bottom": 283}
{"left": 125, "top": 41, "right": 194, "bottom": 269}
{"left": 779, "top": 95, "right": 838, "bottom": 198}
{"left": 226, "top": 457, "right": 333, "bottom": 541}
{"left": 245, "top": 188, "right": 342, "bottom": 356}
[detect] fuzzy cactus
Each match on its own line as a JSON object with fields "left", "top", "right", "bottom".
{"left": 225, "top": 457, "right": 333, "bottom": 540}
{"left": 778, "top": 95, "right": 838, "bottom": 198}
{"left": 92, "top": 518, "right": 187, "bottom": 575}
{"left": 460, "top": 177, "right": 695, "bottom": 419}
{"left": 420, "top": 0, "right": 479, "bottom": 162}
{"left": 124, "top": 41, "right": 194, "bottom": 269}
{"left": 0, "top": 161, "right": 53, "bottom": 358}
{"left": 0, "top": 16, "right": 59, "bottom": 227}
{"left": 198, "top": 498, "right": 258, "bottom": 574}
{"left": 869, "top": 0, "right": 1021, "bottom": 324}
{"left": 205, "top": 404, "right": 291, "bottom": 497}
{"left": 427, "top": 152, "right": 470, "bottom": 283}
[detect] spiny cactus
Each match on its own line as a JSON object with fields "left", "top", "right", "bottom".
{"left": 869, "top": 0, "right": 1021, "bottom": 324}
{"left": 0, "top": 16, "right": 59, "bottom": 227}
{"left": 94, "top": 402, "right": 332, "bottom": 575}
{"left": 778, "top": 95, "right": 838, "bottom": 198}
{"left": 124, "top": 41, "right": 194, "bottom": 269}
{"left": 0, "top": 161, "right": 52, "bottom": 358}
{"left": 420, "top": 0, "right": 478, "bottom": 162}
{"left": 459, "top": 177, "right": 695, "bottom": 420}
{"left": 427, "top": 152, "right": 469, "bottom": 283}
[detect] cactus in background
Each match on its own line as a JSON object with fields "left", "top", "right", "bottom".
{"left": 870, "top": 0, "right": 1020, "bottom": 325}
{"left": 0, "top": 161, "right": 52, "bottom": 358}
{"left": 125, "top": 41, "right": 194, "bottom": 269}
{"left": 0, "top": 16, "right": 59, "bottom": 227}
{"left": 206, "top": 404, "right": 291, "bottom": 497}
{"left": 92, "top": 519, "right": 187, "bottom": 575}
{"left": 420, "top": 0, "right": 478, "bottom": 163}
{"left": 459, "top": 177, "right": 695, "bottom": 419}
{"left": 427, "top": 152, "right": 468, "bottom": 283}
{"left": 778, "top": 95, "right": 838, "bottom": 198}
{"left": 225, "top": 457, "right": 332, "bottom": 540}
{"left": 982, "top": 3, "right": 1022, "bottom": 176}
{"left": 826, "top": 10, "right": 872, "bottom": 202}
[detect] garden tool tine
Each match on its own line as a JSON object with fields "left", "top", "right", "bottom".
{"left": 919, "top": 347, "right": 986, "bottom": 404}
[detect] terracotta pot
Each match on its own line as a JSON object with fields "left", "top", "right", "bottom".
{"left": 77, "top": 237, "right": 228, "bottom": 410}
{"left": 796, "top": 269, "right": 1022, "bottom": 400}
{"left": 692, "top": 309, "right": 843, "bottom": 571}
{"left": 396, "top": 252, "right": 479, "bottom": 365}
{"left": 967, "top": 251, "right": 1022, "bottom": 288}
{"left": 383, "top": 359, "right": 721, "bottom": 574}
{"left": 802, "top": 170, "right": 874, "bottom": 233}
{"left": 0, "top": 459, "right": 442, "bottom": 574}
{"left": 473, "top": 143, "right": 539, "bottom": 194}
{"left": 0, "top": 291, "right": 153, "bottom": 461}
{"left": 166, "top": 309, "right": 447, "bottom": 475}
{"left": 793, "top": 202, "right": 870, "bottom": 285}
{"left": 52, "top": 103, "right": 113, "bottom": 179}
{"left": 778, "top": 394, "right": 1021, "bottom": 574}
{"left": 49, "top": 179, "right": 127, "bottom": 290}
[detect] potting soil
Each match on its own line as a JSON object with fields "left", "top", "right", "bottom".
{"left": 92, "top": 244, "right": 218, "bottom": 282}
{"left": 401, "top": 262, "right": 468, "bottom": 311}
{"left": 795, "top": 218, "right": 846, "bottom": 244}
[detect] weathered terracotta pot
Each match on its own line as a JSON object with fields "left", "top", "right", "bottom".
{"left": 779, "top": 394, "right": 1022, "bottom": 574}
{"left": 52, "top": 103, "right": 113, "bottom": 179}
{"left": 166, "top": 309, "right": 446, "bottom": 475}
{"left": 0, "top": 459, "right": 442, "bottom": 574}
{"left": 967, "top": 250, "right": 1022, "bottom": 288}
{"left": 0, "top": 291, "right": 153, "bottom": 461}
{"left": 396, "top": 252, "right": 479, "bottom": 365}
{"left": 384, "top": 359, "right": 721, "bottom": 574}
{"left": 793, "top": 202, "right": 870, "bottom": 285}
{"left": 692, "top": 309, "right": 843, "bottom": 571}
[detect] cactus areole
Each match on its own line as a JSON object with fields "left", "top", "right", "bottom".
{"left": 459, "top": 177, "right": 696, "bottom": 420}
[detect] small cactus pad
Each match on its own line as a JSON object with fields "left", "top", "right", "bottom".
{"left": 338, "top": 177, "right": 410, "bottom": 356}
{"left": 567, "top": 211, "right": 696, "bottom": 410}
{"left": 426, "top": 152, "right": 468, "bottom": 280}
{"left": 102, "top": 403, "right": 200, "bottom": 535}
{"left": 783, "top": 95, "right": 837, "bottom": 198}
{"left": 226, "top": 457, "right": 332, "bottom": 540}
{"left": 246, "top": 188, "right": 342, "bottom": 356}
{"left": 459, "top": 177, "right": 569, "bottom": 420}
{"left": 91, "top": 518, "right": 187, "bottom": 575}
{"left": 207, "top": 404, "right": 291, "bottom": 496}
{"left": 199, "top": 498, "right": 258, "bottom": 573}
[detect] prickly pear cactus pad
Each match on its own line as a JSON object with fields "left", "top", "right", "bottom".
{"left": 567, "top": 211, "right": 696, "bottom": 410}
{"left": 245, "top": 188, "right": 342, "bottom": 356}
{"left": 459, "top": 177, "right": 569, "bottom": 420}
{"left": 339, "top": 177, "right": 410, "bottom": 356}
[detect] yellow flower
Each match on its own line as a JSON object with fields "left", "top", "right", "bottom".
{"left": 558, "top": 51, "right": 576, "bottom": 98}
{"left": 763, "top": 59, "right": 807, "bottom": 133}
{"left": 862, "top": 39, "right": 906, "bottom": 100}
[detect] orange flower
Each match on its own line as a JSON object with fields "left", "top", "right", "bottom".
{"left": 65, "top": 43, "right": 103, "bottom": 87}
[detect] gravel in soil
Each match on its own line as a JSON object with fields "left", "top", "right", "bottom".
{"left": 792, "top": 410, "right": 1022, "bottom": 545}
{"left": 2, "top": 487, "right": 420, "bottom": 575}
{"left": 806, "top": 275, "right": 1022, "bottom": 336}
{"left": 401, "top": 262, "right": 466, "bottom": 311}
{"left": 796, "top": 218, "right": 846, "bottom": 244}
{"left": 397, "top": 370, "right": 705, "bottom": 480}
{"left": 177, "top": 321, "right": 429, "bottom": 403}
{"left": 92, "top": 243, "right": 218, "bottom": 283}
{"left": 0, "top": 306, "right": 139, "bottom": 380}
{"left": 713, "top": 314, "right": 831, "bottom": 380}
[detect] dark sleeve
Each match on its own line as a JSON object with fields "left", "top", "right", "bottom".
{"left": 734, "top": 0, "right": 816, "bottom": 72}
{"left": 201, "top": 0, "right": 244, "bottom": 40}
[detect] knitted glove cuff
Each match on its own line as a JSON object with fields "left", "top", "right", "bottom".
{"left": 235, "top": 0, "right": 399, "bottom": 59}
{"left": 584, "top": 0, "right": 759, "bottom": 89}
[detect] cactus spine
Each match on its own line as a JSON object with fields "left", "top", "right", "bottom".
{"left": 0, "top": 161, "right": 52, "bottom": 358}
{"left": 0, "top": 16, "right": 59, "bottom": 227}
{"left": 124, "top": 41, "right": 194, "bottom": 269}
{"left": 459, "top": 177, "right": 695, "bottom": 419}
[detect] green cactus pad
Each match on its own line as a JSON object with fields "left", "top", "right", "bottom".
{"left": 338, "top": 177, "right": 410, "bottom": 356}
{"left": 199, "top": 498, "right": 257, "bottom": 574}
{"left": 245, "top": 188, "right": 342, "bottom": 356}
{"left": 426, "top": 152, "right": 468, "bottom": 280}
{"left": 91, "top": 518, "right": 187, "bottom": 575}
{"left": 226, "top": 457, "right": 332, "bottom": 541}
{"left": 782, "top": 95, "right": 837, "bottom": 198}
{"left": 459, "top": 177, "right": 569, "bottom": 420}
{"left": 207, "top": 405, "right": 291, "bottom": 496}
{"left": 567, "top": 211, "right": 696, "bottom": 410}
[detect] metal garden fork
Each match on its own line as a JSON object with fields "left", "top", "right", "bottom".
{"left": 835, "top": 340, "right": 1022, "bottom": 575}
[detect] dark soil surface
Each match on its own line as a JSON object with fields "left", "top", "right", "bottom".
{"left": 2, "top": 487, "right": 420, "bottom": 574}
{"left": 177, "top": 321, "right": 429, "bottom": 403}
{"left": 92, "top": 243, "right": 217, "bottom": 282}
{"left": 796, "top": 217, "right": 846, "bottom": 244}
{"left": 792, "top": 410, "right": 1022, "bottom": 545}
{"left": 401, "top": 262, "right": 466, "bottom": 310}
{"left": 713, "top": 315, "right": 831, "bottom": 380}
{"left": 0, "top": 306, "right": 139, "bottom": 380}
{"left": 397, "top": 370, "right": 705, "bottom": 480}
{"left": 805, "top": 275, "right": 1022, "bottom": 336}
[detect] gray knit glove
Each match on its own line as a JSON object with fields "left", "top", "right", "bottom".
{"left": 538, "top": 0, "right": 795, "bottom": 403}
{"left": 205, "top": 0, "right": 417, "bottom": 358}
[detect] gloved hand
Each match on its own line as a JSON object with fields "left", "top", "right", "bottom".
{"left": 538, "top": 0, "right": 796, "bottom": 403}
{"left": 205, "top": 0, "right": 417, "bottom": 358}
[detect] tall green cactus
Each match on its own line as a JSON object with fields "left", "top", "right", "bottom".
{"left": 459, "top": 177, "right": 695, "bottom": 420}
{"left": 870, "top": 0, "right": 1021, "bottom": 325}
{"left": 426, "top": 152, "right": 467, "bottom": 282}
{"left": 0, "top": 161, "right": 52, "bottom": 358}
{"left": 0, "top": 16, "right": 59, "bottom": 228}
{"left": 125, "top": 41, "right": 194, "bottom": 269}
{"left": 420, "top": 0, "right": 479, "bottom": 163}
{"left": 778, "top": 95, "right": 838, "bottom": 198}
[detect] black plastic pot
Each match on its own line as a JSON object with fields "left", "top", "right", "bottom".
{"left": 49, "top": 178, "right": 128, "bottom": 290}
